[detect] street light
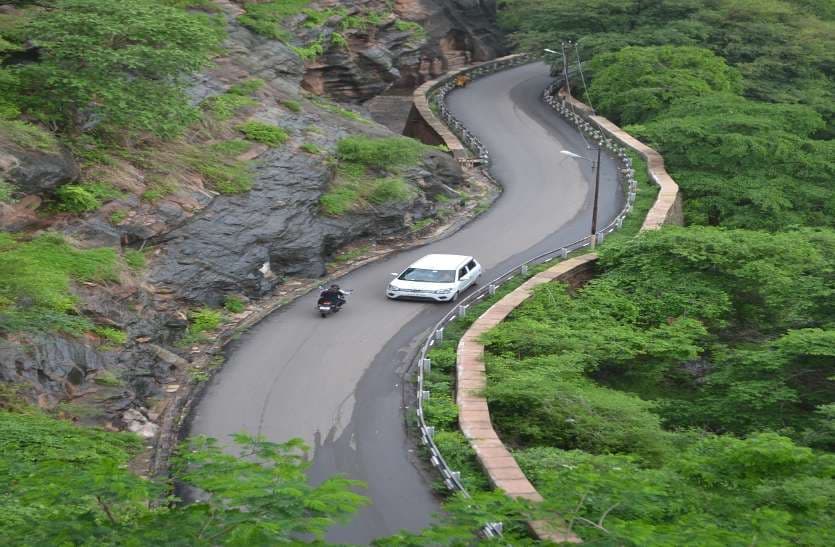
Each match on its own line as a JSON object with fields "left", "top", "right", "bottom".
{"left": 543, "top": 48, "right": 559, "bottom": 55}
{"left": 561, "top": 147, "right": 602, "bottom": 248}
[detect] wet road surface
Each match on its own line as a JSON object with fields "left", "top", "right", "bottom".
{"left": 188, "top": 62, "right": 624, "bottom": 544}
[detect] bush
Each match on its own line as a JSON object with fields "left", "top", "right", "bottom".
{"left": 367, "top": 178, "right": 415, "bottom": 205}
{"left": 300, "top": 143, "right": 321, "bottom": 154}
{"left": 223, "top": 295, "right": 246, "bottom": 314}
{"left": 54, "top": 185, "right": 100, "bottom": 213}
{"left": 336, "top": 136, "right": 427, "bottom": 169}
{"left": 237, "top": 121, "right": 288, "bottom": 146}
{"left": 281, "top": 99, "right": 302, "bottom": 113}
{"left": 189, "top": 307, "right": 222, "bottom": 334}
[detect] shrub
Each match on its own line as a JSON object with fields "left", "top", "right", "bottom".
{"left": 330, "top": 32, "right": 348, "bottom": 49}
{"left": 223, "top": 295, "right": 246, "bottom": 314}
{"left": 236, "top": 121, "right": 288, "bottom": 146}
{"left": 281, "top": 99, "right": 302, "bottom": 113}
{"left": 189, "top": 307, "right": 222, "bottom": 334}
{"left": 367, "top": 178, "right": 415, "bottom": 205}
{"left": 54, "top": 185, "right": 100, "bottom": 213}
{"left": 300, "top": 142, "right": 321, "bottom": 154}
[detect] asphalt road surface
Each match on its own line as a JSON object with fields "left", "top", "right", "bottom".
{"left": 188, "top": 62, "right": 624, "bottom": 544}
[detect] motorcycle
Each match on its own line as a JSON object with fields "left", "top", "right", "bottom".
{"left": 316, "top": 286, "right": 352, "bottom": 318}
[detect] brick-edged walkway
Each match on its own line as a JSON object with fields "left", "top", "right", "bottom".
{"left": 457, "top": 254, "right": 597, "bottom": 544}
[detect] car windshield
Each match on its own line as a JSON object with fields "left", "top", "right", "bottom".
{"left": 399, "top": 268, "right": 455, "bottom": 283}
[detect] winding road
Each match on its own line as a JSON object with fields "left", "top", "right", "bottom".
{"left": 188, "top": 62, "right": 624, "bottom": 543}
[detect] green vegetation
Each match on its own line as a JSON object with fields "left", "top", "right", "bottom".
{"left": 109, "top": 209, "right": 127, "bottom": 224}
{"left": 330, "top": 244, "right": 370, "bottom": 265}
{"left": 320, "top": 136, "right": 428, "bottom": 216}
{"left": 394, "top": 19, "right": 427, "bottom": 42}
{"left": 238, "top": 0, "right": 311, "bottom": 41}
{"left": 0, "top": 233, "right": 119, "bottom": 335}
{"left": 226, "top": 78, "right": 265, "bottom": 96}
{"left": 0, "top": 179, "right": 13, "bottom": 203}
{"left": 281, "top": 99, "right": 302, "bottom": 113}
{"left": 223, "top": 295, "right": 246, "bottom": 314}
{"left": 310, "top": 96, "right": 370, "bottom": 124}
{"left": 300, "top": 142, "right": 321, "bottom": 154}
{"left": 189, "top": 307, "right": 222, "bottom": 334}
{"left": 54, "top": 182, "right": 123, "bottom": 214}
{"left": 94, "top": 327, "right": 128, "bottom": 347}
{"left": 141, "top": 180, "right": 176, "bottom": 202}
{"left": 0, "top": 404, "right": 367, "bottom": 544}
{"left": 475, "top": 1, "right": 835, "bottom": 542}
{"left": 204, "top": 93, "right": 258, "bottom": 121}
{"left": 123, "top": 249, "right": 147, "bottom": 271}
{"left": 2, "top": 0, "right": 225, "bottom": 137}
{"left": 236, "top": 121, "right": 289, "bottom": 146}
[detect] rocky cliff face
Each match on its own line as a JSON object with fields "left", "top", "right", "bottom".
{"left": 0, "top": 1, "right": 473, "bottom": 426}
{"left": 300, "top": 0, "right": 505, "bottom": 102}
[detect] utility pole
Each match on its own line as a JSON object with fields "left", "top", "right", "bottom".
{"left": 590, "top": 145, "right": 601, "bottom": 249}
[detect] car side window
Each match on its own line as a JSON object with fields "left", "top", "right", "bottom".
{"left": 458, "top": 266, "right": 468, "bottom": 279}
{"left": 466, "top": 260, "right": 477, "bottom": 270}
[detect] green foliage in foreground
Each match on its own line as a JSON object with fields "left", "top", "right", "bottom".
{"left": 336, "top": 136, "right": 428, "bottom": 169}
{"left": 0, "top": 234, "right": 118, "bottom": 334}
{"left": 516, "top": 434, "right": 835, "bottom": 545}
{"left": 238, "top": 0, "right": 311, "bottom": 42}
{"left": 478, "top": 227, "right": 835, "bottom": 543}
{"left": 0, "top": 408, "right": 368, "bottom": 545}
{"left": 3, "top": 0, "right": 225, "bottom": 137}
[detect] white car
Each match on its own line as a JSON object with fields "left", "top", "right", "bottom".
{"left": 387, "top": 254, "right": 482, "bottom": 302}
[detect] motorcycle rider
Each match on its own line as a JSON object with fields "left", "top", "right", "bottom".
{"left": 319, "top": 284, "right": 347, "bottom": 308}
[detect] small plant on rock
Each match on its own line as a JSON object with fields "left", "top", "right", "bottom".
{"left": 237, "top": 121, "right": 289, "bottom": 146}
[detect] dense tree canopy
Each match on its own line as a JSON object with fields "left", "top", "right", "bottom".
{"left": 0, "top": 0, "right": 224, "bottom": 136}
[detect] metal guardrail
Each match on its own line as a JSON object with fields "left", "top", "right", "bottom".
{"left": 414, "top": 58, "right": 639, "bottom": 538}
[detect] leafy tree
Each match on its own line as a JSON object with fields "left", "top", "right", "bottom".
{"left": 0, "top": 408, "right": 369, "bottom": 544}
{"left": 586, "top": 46, "right": 742, "bottom": 124}
{"left": 8, "top": 0, "right": 225, "bottom": 136}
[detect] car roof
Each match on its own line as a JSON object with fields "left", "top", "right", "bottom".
{"left": 409, "top": 254, "right": 473, "bottom": 270}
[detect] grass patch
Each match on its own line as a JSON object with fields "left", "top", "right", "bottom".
{"left": 320, "top": 185, "right": 359, "bottom": 216}
{"left": 204, "top": 93, "right": 257, "bottom": 121}
{"left": 411, "top": 217, "right": 434, "bottom": 232}
{"left": 367, "top": 177, "right": 415, "bottom": 205}
{"left": 281, "top": 99, "right": 302, "bottom": 113}
{"left": 141, "top": 180, "right": 177, "bottom": 202}
{"left": 226, "top": 78, "right": 265, "bottom": 96}
{"left": 300, "top": 143, "right": 321, "bottom": 154}
{"left": 223, "top": 295, "right": 246, "bottom": 314}
{"left": 393, "top": 19, "right": 427, "bottom": 41}
{"left": 238, "top": 0, "right": 311, "bottom": 41}
{"left": 331, "top": 244, "right": 370, "bottom": 265}
{"left": 310, "top": 96, "right": 370, "bottom": 124}
{"left": 209, "top": 139, "right": 252, "bottom": 156}
{"left": 0, "top": 233, "right": 119, "bottom": 335}
{"left": 0, "top": 119, "right": 57, "bottom": 152}
{"left": 109, "top": 209, "right": 127, "bottom": 224}
{"left": 336, "top": 136, "right": 427, "bottom": 169}
{"left": 237, "top": 121, "right": 288, "bottom": 146}
{"left": 124, "top": 250, "right": 146, "bottom": 271}
{"left": 94, "top": 327, "right": 127, "bottom": 347}
{"left": 189, "top": 307, "right": 222, "bottom": 334}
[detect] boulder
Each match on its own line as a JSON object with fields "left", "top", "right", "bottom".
{"left": 0, "top": 142, "right": 79, "bottom": 194}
